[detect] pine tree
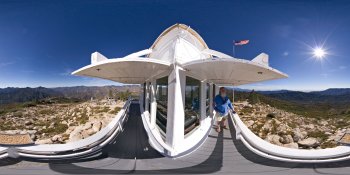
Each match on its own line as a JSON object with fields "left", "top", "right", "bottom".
{"left": 248, "top": 90, "right": 260, "bottom": 104}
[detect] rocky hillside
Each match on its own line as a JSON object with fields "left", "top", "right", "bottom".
{"left": 236, "top": 101, "right": 348, "bottom": 149}
{"left": 0, "top": 98, "right": 125, "bottom": 144}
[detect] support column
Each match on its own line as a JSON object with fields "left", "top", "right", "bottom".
{"left": 145, "top": 82, "right": 149, "bottom": 113}
{"left": 214, "top": 84, "right": 220, "bottom": 96}
{"left": 200, "top": 81, "right": 206, "bottom": 124}
{"left": 140, "top": 83, "right": 144, "bottom": 107}
{"left": 209, "top": 84, "right": 214, "bottom": 117}
{"left": 232, "top": 87, "right": 235, "bottom": 103}
{"left": 166, "top": 65, "right": 185, "bottom": 155}
{"left": 150, "top": 80, "right": 157, "bottom": 128}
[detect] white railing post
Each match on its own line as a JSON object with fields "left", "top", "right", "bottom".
{"left": 145, "top": 81, "right": 150, "bottom": 113}
{"left": 150, "top": 80, "right": 157, "bottom": 128}
{"left": 200, "top": 81, "right": 206, "bottom": 124}
{"left": 209, "top": 83, "right": 214, "bottom": 118}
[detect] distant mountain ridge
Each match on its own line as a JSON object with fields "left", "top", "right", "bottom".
{"left": 234, "top": 88, "right": 350, "bottom": 104}
{"left": 1, "top": 86, "right": 349, "bottom": 105}
{"left": 0, "top": 85, "right": 140, "bottom": 105}
{"left": 313, "top": 88, "right": 350, "bottom": 96}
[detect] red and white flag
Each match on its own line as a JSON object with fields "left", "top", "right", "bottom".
{"left": 234, "top": 40, "right": 249, "bottom": 46}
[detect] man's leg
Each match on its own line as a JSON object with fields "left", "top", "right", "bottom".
{"left": 215, "top": 113, "right": 222, "bottom": 132}
{"left": 221, "top": 117, "right": 228, "bottom": 129}
{"left": 216, "top": 120, "right": 221, "bottom": 132}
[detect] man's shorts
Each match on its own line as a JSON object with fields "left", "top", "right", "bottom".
{"left": 215, "top": 112, "right": 228, "bottom": 121}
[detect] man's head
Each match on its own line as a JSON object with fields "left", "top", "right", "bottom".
{"left": 219, "top": 87, "right": 227, "bottom": 98}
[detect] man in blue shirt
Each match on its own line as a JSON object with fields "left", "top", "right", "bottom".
{"left": 214, "top": 87, "right": 234, "bottom": 132}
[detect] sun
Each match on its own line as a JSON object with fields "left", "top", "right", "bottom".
{"left": 313, "top": 47, "right": 327, "bottom": 59}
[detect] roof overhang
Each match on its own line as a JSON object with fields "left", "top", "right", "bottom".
{"left": 72, "top": 57, "right": 171, "bottom": 84}
{"left": 182, "top": 58, "right": 288, "bottom": 86}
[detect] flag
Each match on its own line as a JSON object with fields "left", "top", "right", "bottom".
{"left": 234, "top": 40, "right": 249, "bottom": 46}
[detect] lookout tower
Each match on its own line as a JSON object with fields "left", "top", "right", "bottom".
{"left": 73, "top": 24, "right": 287, "bottom": 157}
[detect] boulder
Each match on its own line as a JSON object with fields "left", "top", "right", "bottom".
{"left": 283, "top": 142, "right": 299, "bottom": 149}
{"left": 92, "top": 121, "right": 102, "bottom": 132}
{"left": 292, "top": 128, "right": 307, "bottom": 142}
{"left": 83, "top": 122, "right": 93, "bottom": 130}
{"left": 52, "top": 134, "right": 63, "bottom": 142}
{"left": 261, "top": 120, "right": 273, "bottom": 132}
{"left": 68, "top": 126, "right": 84, "bottom": 142}
{"left": 298, "top": 137, "right": 320, "bottom": 148}
{"left": 279, "top": 135, "right": 293, "bottom": 144}
{"left": 69, "top": 132, "right": 83, "bottom": 142}
{"left": 85, "top": 128, "right": 95, "bottom": 136}
{"left": 277, "top": 124, "right": 291, "bottom": 135}
{"left": 265, "top": 134, "right": 282, "bottom": 146}
{"left": 81, "top": 129, "right": 91, "bottom": 138}
{"left": 35, "top": 138, "right": 53, "bottom": 144}
{"left": 319, "top": 120, "right": 328, "bottom": 126}
{"left": 24, "top": 120, "right": 33, "bottom": 125}
{"left": 329, "top": 130, "right": 345, "bottom": 142}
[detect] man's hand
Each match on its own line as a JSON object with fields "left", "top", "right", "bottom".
{"left": 230, "top": 109, "right": 236, "bottom": 114}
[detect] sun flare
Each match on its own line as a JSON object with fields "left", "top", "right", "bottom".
{"left": 313, "top": 47, "right": 326, "bottom": 59}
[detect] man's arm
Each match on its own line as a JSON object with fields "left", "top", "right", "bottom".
{"left": 227, "top": 99, "right": 235, "bottom": 113}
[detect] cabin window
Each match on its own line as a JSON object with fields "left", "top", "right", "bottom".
{"left": 156, "top": 76, "right": 168, "bottom": 134}
{"left": 184, "top": 76, "right": 201, "bottom": 135}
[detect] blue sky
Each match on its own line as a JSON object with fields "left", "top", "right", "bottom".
{"left": 0, "top": 0, "right": 350, "bottom": 91}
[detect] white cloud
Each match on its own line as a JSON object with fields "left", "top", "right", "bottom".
{"left": 339, "top": 66, "right": 347, "bottom": 70}
{"left": 282, "top": 51, "right": 289, "bottom": 56}
{"left": 0, "top": 62, "right": 15, "bottom": 67}
{"left": 273, "top": 25, "right": 292, "bottom": 38}
{"left": 320, "top": 73, "right": 328, "bottom": 78}
{"left": 59, "top": 69, "right": 73, "bottom": 76}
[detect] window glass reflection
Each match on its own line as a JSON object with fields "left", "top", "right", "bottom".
{"left": 156, "top": 76, "right": 168, "bottom": 133}
{"left": 184, "top": 76, "right": 201, "bottom": 135}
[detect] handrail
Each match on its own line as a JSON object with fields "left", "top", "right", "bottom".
{"left": 229, "top": 111, "right": 350, "bottom": 163}
{"left": 139, "top": 106, "right": 174, "bottom": 154}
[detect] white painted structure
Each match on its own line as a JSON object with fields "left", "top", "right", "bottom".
{"left": 73, "top": 23, "right": 288, "bottom": 157}
{"left": 1, "top": 24, "right": 350, "bottom": 163}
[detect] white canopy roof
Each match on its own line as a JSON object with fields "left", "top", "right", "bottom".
{"left": 183, "top": 58, "right": 287, "bottom": 86}
{"left": 72, "top": 57, "right": 171, "bottom": 84}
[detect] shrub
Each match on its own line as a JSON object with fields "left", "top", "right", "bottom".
{"left": 308, "top": 130, "right": 328, "bottom": 141}
{"left": 109, "top": 107, "right": 121, "bottom": 114}
{"left": 38, "top": 109, "right": 54, "bottom": 115}
{"left": 266, "top": 113, "right": 276, "bottom": 119}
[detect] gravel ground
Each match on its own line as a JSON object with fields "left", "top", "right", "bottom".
{"left": 0, "top": 134, "right": 33, "bottom": 145}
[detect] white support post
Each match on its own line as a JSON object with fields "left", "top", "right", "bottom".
{"left": 166, "top": 65, "right": 185, "bottom": 156}
{"left": 150, "top": 80, "right": 157, "bottom": 128}
{"left": 140, "top": 83, "right": 144, "bottom": 106}
{"left": 232, "top": 87, "right": 235, "bottom": 103}
{"left": 145, "top": 82, "right": 150, "bottom": 113}
{"left": 200, "top": 81, "right": 206, "bottom": 124}
{"left": 215, "top": 84, "right": 220, "bottom": 96}
{"left": 209, "top": 84, "right": 214, "bottom": 117}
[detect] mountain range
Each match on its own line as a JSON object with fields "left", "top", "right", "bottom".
{"left": 1, "top": 86, "right": 350, "bottom": 106}
{"left": 253, "top": 88, "right": 350, "bottom": 104}
{"left": 0, "top": 86, "right": 140, "bottom": 104}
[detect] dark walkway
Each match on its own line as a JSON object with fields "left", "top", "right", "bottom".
{"left": 1, "top": 104, "right": 350, "bottom": 174}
